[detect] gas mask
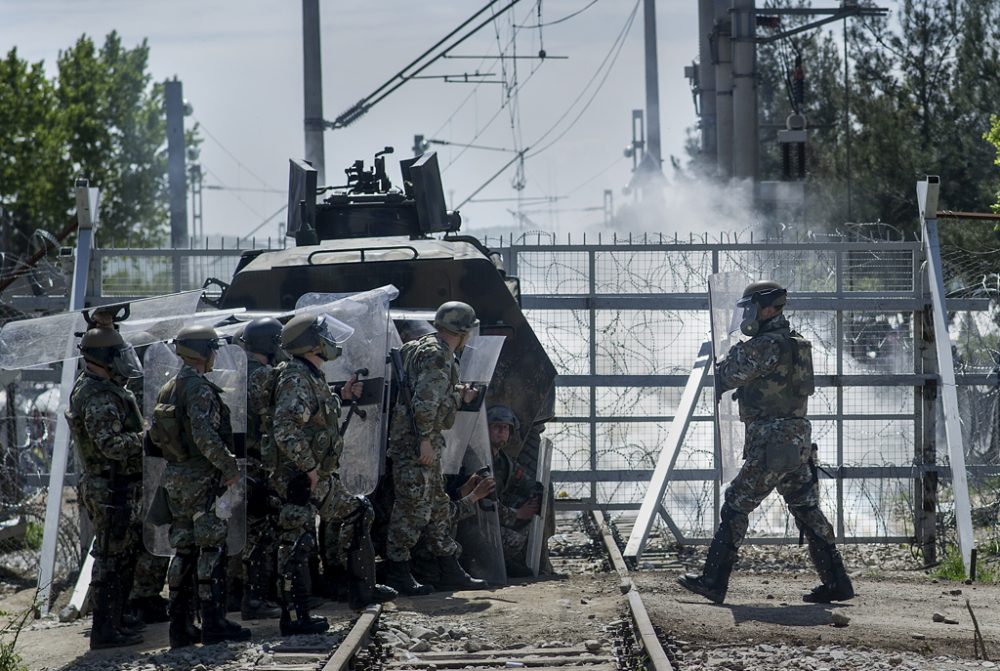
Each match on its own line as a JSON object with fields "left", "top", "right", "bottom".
{"left": 738, "top": 300, "right": 761, "bottom": 337}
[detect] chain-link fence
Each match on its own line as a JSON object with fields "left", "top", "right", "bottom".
{"left": 491, "top": 234, "right": 996, "bottom": 547}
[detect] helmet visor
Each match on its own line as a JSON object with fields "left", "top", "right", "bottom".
{"left": 112, "top": 345, "right": 143, "bottom": 379}
{"left": 315, "top": 314, "right": 355, "bottom": 346}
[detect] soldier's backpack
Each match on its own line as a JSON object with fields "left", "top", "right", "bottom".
{"left": 148, "top": 376, "right": 195, "bottom": 463}
{"left": 787, "top": 332, "right": 815, "bottom": 398}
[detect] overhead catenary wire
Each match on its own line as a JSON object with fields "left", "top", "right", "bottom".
{"left": 332, "top": 0, "right": 526, "bottom": 128}
{"left": 517, "top": 0, "right": 601, "bottom": 28}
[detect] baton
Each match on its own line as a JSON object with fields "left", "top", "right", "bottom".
{"left": 340, "top": 367, "right": 369, "bottom": 434}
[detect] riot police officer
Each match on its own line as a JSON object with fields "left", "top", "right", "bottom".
{"left": 66, "top": 328, "right": 145, "bottom": 649}
{"left": 156, "top": 325, "right": 250, "bottom": 647}
{"left": 238, "top": 318, "right": 284, "bottom": 620}
{"left": 272, "top": 313, "right": 355, "bottom": 634}
{"left": 385, "top": 301, "right": 488, "bottom": 595}
{"left": 677, "top": 281, "right": 854, "bottom": 604}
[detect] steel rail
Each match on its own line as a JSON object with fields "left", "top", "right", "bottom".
{"left": 590, "top": 511, "right": 674, "bottom": 671}
{"left": 323, "top": 604, "right": 383, "bottom": 671}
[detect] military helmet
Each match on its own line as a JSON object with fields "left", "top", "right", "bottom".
{"left": 433, "top": 301, "right": 479, "bottom": 336}
{"left": 79, "top": 327, "right": 142, "bottom": 379}
{"left": 174, "top": 324, "right": 225, "bottom": 361}
{"left": 487, "top": 405, "right": 520, "bottom": 432}
{"left": 281, "top": 313, "right": 353, "bottom": 358}
{"left": 737, "top": 280, "right": 787, "bottom": 309}
{"left": 241, "top": 317, "right": 283, "bottom": 355}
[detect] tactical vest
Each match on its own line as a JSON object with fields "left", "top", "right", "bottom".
{"left": 66, "top": 372, "right": 144, "bottom": 478}
{"left": 156, "top": 371, "right": 233, "bottom": 464}
{"left": 738, "top": 327, "right": 814, "bottom": 422}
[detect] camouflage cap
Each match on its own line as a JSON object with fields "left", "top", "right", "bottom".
{"left": 433, "top": 301, "right": 479, "bottom": 335}
{"left": 486, "top": 404, "right": 520, "bottom": 431}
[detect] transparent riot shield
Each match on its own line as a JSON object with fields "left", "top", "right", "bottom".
{"left": 456, "top": 409, "right": 508, "bottom": 586}
{"left": 0, "top": 290, "right": 203, "bottom": 370}
{"left": 142, "top": 342, "right": 247, "bottom": 556}
{"left": 294, "top": 287, "right": 398, "bottom": 495}
{"left": 441, "top": 335, "right": 506, "bottom": 474}
{"left": 708, "top": 272, "right": 752, "bottom": 484}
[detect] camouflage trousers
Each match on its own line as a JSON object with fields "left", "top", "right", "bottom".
{"left": 80, "top": 476, "right": 140, "bottom": 586}
{"left": 163, "top": 466, "right": 229, "bottom": 601}
{"left": 274, "top": 471, "right": 316, "bottom": 574}
{"left": 315, "top": 475, "right": 367, "bottom": 569}
{"left": 386, "top": 457, "right": 459, "bottom": 562}
{"left": 132, "top": 548, "right": 170, "bottom": 598}
{"left": 722, "top": 418, "right": 835, "bottom": 547}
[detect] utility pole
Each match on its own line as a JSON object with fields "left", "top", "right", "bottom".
{"left": 165, "top": 79, "right": 188, "bottom": 248}
{"left": 696, "top": 0, "right": 717, "bottom": 163}
{"left": 731, "top": 0, "right": 757, "bottom": 180}
{"left": 302, "top": 0, "right": 326, "bottom": 184}
{"left": 713, "top": 1, "right": 733, "bottom": 179}
{"left": 642, "top": 0, "right": 663, "bottom": 173}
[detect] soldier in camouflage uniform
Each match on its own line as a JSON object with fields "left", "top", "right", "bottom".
{"left": 237, "top": 318, "right": 284, "bottom": 620}
{"left": 485, "top": 406, "right": 541, "bottom": 576}
{"left": 157, "top": 325, "right": 251, "bottom": 647}
{"left": 120, "top": 330, "right": 171, "bottom": 624}
{"left": 384, "top": 301, "right": 488, "bottom": 595}
{"left": 678, "top": 281, "right": 854, "bottom": 605}
{"left": 66, "top": 327, "right": 145, "bottom": 649}
{"left": 272, "top": 313, "right": 356, "bottom": 634}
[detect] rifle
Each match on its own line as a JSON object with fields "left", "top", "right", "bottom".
{"left": 389, "top": 348, "right": 421, "bottom": 457}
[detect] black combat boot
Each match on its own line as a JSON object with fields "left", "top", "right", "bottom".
{"left": 410, "top": 551, "right": 442, "bottom": 586}
{"left": 115, "top": 556, "right": 146, "bottom": 634}
{"left": 130, "top": 595, "right": 170, "bottom": 624}
{"left": 279, "top": 536, "right": 329, "bottom": 636}
{"left": 200, "top": 551, "right": 252, "bottom": 644}
{"left": 241, "top": 550, "right": 281, "bottom": 620}
{"left": 385, "top": 559, "right": 434, "bottom": 596}
{"left": 676, "top": 536, "right": 737, "bottom": 604}
{"left": 347, "top": 537, "right": 397, "bottom": 610}
{"left": 90, "top": 578, "right": 143, "bottom": 650}
{"left": 436, "top": 555, "right": 488, "bottom": 590}
{"left": 803, "top": 538, "right": 855, "bottom": 603}
{"left": 168, "top": 552, "right": 200, "bottom": 649}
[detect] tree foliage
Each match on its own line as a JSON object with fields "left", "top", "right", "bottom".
{"left": 694, "top": 0, "right": 1000, "bottom": 235}
{"left": 0, "top": 31, "right": 185, "bottom": 257}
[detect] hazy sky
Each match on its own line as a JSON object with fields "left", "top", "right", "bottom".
{"left": 4, "top": 0, "right": 702, "bottom": 240}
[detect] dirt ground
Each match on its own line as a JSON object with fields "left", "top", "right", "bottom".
{"left": 5, "top": 565, "right": 1000, "bottom": 669}
{"left": 3, "top": 573, "right": 623, "bottom": 671}
{"left": 636, "top": 569, "right": 1000, "bottom": 659}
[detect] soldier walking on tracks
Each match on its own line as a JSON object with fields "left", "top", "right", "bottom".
{"left": 385, "top": 301, "right": 488, "bottom": 595}
{"left": 155, "top": 325, "right": 250, "bottom": 647}
{"left": 678, "top": 281, "right": 854, "bottom": 605}
{"left": 66, "top": 328, "right": 146, "bottom": 649}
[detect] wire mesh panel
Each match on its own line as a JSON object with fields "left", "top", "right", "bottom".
{"left": 504, "top": 239, "right": 947, "bottom": 546}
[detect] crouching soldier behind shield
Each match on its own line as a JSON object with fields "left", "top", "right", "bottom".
{"left": 154, "top": 325, "right": 250, "bottom": 648}
{"left": 67, "top": 328, "right": 146, "bottom": 649}
{"left": 677, "top": 281, "right": 854, "bottom": 605}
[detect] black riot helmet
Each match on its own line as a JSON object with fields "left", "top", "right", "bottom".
{"left": 79, "top": 327, "right": 143, "bottom": 382}
{"left": 240, "top": 317, "right": 284, "bottom": 362}
{"left": 736, "top": 281, "right": 787, "bottom": 337}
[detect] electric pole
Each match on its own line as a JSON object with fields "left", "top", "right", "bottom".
{"left": 303, "top": 0, "right": 326, "bottom": 184}
{"left": 642, "top": 0, "right": 663, "bottom": 174}
{"left": 165, "top": 79, "right": 188, "bottom": 248}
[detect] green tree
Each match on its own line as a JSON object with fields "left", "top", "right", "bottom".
{"left": 1, "top": 31, "right": 191, "bottom": 259}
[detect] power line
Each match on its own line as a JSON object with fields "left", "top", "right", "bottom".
{"left": 195, "top": 120, "right": 280, "bottom": 192}
{"left": 517, "top": 0, "right": 601, "bottom": 28}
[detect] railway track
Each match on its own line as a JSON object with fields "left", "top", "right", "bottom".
{"left": 210, "top": 511, "right": 676, "bottom": 671}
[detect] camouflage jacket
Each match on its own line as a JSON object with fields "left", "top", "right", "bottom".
{"left": 66, "top": 370, "right": 144, "bottom": 479}
{"left": 716, "top": 314, "right": 813, "bottom": 423}
{"left": 246, "top": 358, "right": 277, "bottom": 464}
{"left": 272, "top": 357, "right": 342, "bottom": 477}
{"left": 389, "top": 333, "right": 461, "bottom": 449}
{"left": 174, "top": 364, "right": 240, "bottom": 482}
